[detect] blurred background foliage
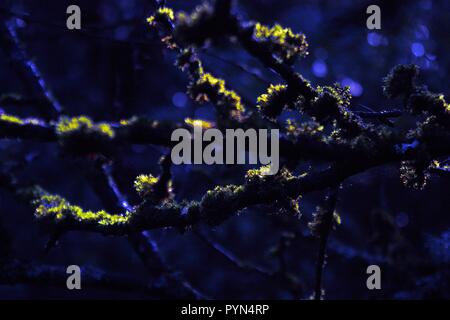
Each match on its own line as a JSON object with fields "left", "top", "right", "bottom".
{"left": 0, "top": 0, "right": 449, "bottom": 299}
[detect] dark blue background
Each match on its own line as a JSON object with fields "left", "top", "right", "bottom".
{"left": 0, "top": 0, "right": 449, "bottom": 299}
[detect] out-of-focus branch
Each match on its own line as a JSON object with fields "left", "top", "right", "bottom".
{"left": 0, "top": 19, "right": 62, "bottom": 118}
{"left": 0, "top": 260, "right": 180, "bottom": 297}
{"left": 194, "top": 230, "right": 273, "bottom": 276}
{"left": 355, "top": 109, "right": 402, "bottom": 119}
{"left": 310, "top": 188, "right": 339, "bottom": 300}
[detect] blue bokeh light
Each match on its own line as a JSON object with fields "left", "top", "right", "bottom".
{"left": 411, "top": 42, "right": 425, "bottom": 57}
{"left": 367, "top": 32, "right": 382, "bottom": 47}
{"left": 172, "top": 92, "right": 188, "bottom": 108}
{"left": 312, "top": 60, "right": 327, "bottom": 77}
{"left": 395, "top": 212, "right": 410, "bottom": 228}
{"left": 341, "top": 78, "right": 363, "bottom": 97}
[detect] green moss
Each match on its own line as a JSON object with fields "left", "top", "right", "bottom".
{"left": 189, "top": 72, "right": 245, "bottom": 116}
{"left": 246, "top": 165, "right": 273, "bottom": 179}
{"left": 147, "top": 7, "right": 175, "bottom": 26}
{"left": 34, "top": 194, "right": 131, "bottom": 226}
{"left": 200, "top": 184, "right": 245, "bottom": 225}
{"left": 246, "top": 166, "right": 293, "bottom": 182}
{"left": 257, "top": 84, "right": 287, "bottom": 106}
{"left": 56, "top": 116, "right": 92, "bottom": 134}
{"left": 383, "top": 64, "right": 419, "bottom": 98}
{"left": 184, "top": 118, "right": 214, "bottom": 129}
{"left": 310, "top": 84, "right": 352, "bottom": 123}
{"left": 56, "top": 116, "right": 115, "bottom": 139}
{"left": 316, "top": 85, "right": 351, "bottom": 108}
{"left": 409, "top": 91, "right": 450, "bottom": 117}
{"left": 285, "top": 119, "right": 324, "bottom": 137}
{"left": 97, "top": 123, "right": 115, "bottom": 138}
{"left": 257, "top": 84, "right": 289, "bottom": 118}
{"left": 254, "top": 23, "right": 308, "bottom": 62}
{"left": 134, "top": 174, "right": 158, "bottom": 198}
{"left": 0, "top": 113, "right": 24, "bottom": 125}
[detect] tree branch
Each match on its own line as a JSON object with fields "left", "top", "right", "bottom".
{"left": 310, "top": 188, "right": 339, "bottom": 300}
{"left": 0, "top": 260, "right": 184, "bottom": 298}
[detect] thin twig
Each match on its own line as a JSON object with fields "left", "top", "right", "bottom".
{"left": 194, "top": 230, "right": 274, "bottom": 276}
{"left": 1, "top": 19, "right": 62, "bottom": 118}
{"left": 100, "top": 161, "right": 206, "bottom": 299}
{"left": 313, "top": 188, "right": 338, "bottom": 300}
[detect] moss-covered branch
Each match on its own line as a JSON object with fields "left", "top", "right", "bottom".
{"left": 30, "top": 126, "right": 450, "bottom": 235}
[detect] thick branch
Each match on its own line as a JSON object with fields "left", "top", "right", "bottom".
{"left": 0, "top": 113, "right": 357, "bottom": 162}
{"left": 31, "top": 127, "right": 450, "bottom": 235}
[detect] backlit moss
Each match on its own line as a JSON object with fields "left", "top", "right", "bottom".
{"left": 147, "top": 7, "right": 175, "bottom": 26}
{"left": 173, "top": 3, "right": 216, "bottom": 47}
{"left": 246, "top": 165, "right": 273, "bottom": 179}
{"left": 97, "top": 123, "right": 115, "bottom": 138}
{"left": 254, "top": 23, "right": 308, "bottom": 63}
{"left": 430, "top": 160, "right": 450, "bottom": 171}
{"left": 189, "top": 72, "right": 245, "bottom": 115}
{"left": 0, "top": 113, "right": 24, "bottom": 125}
{"left": 408, "top": 91, "right": 450, "bottom": 118}
{"left": 285, "top": 119, "right": 324, "bottom": 137}
{"left": 34, "top": 194, "right": 131, "bottom": 226}
{"left": 134, "top": 174, "right": 158, "bottom": 198}
{"left": 383, "top": 64, "right": 419, "bottom": 98}
{"left": 56, "top": 116, "right": 114, "bottom": 139}
{"left": 56, "top": 116, "right": 92, "bottom": 133}
{"left": 184, "top": 118, "right": 214, "bottom": 129}
{"left": 257, "top": 84, "right": 289, "bottom": 118}
{"left": 246, "top": 165, "right": 293, "bottom": 183}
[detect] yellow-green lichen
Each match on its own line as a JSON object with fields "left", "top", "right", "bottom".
{"left": 190, "top": 73, "right": 245, "bottom": 113}
{"left": 34, "top": 194, "right": 131, "bottom": 226}
{"left": 195, "top": 73, "right": 245, "bottom": 113}
{"left": 334, "top": 212, "right": 342, "bottom": 225}
{"left": 134, "top": 174, "right": 158, "bottom": 198}
{"left": 0, "top": 113, "right": 24, "bottom": 125}
{"left": 430, "top": 160, "right": 450, "bottom": 171}
{"left": 246, "top": 165, "right": 294, "bottom": 183}
{"left": 256, "top": 84, "right": 290, "bottom": 118}
{"left": 147, "top": 7, "right": 175, "bottom": 26}
{"left": 254, "top": 23, "right": 308, "bottom": 61}
{"left": 184, "top": 118, "right": 214, "bottom": 129}
{"left": 257, "top": 84, "right": 287, "bottom": 108}
{"left": 285, "top": 119, "right": 325, "bottom": 137}
{"left": 97, "top": 123, "right": 114, "bottom": 138}
{"left": 315, "top": 85, "right": 351, "bottom": 108}
{"left": 246, "top": 165, "right": 273, "bottom": 178}
{"left": 56, "top": 116, "right": 115, "bottom": 139}
{"left": 437, "top": 94, "right": 450, "bottom": 114}
{"left": 57, "top": 116, "right": 92, "bottom": 133}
